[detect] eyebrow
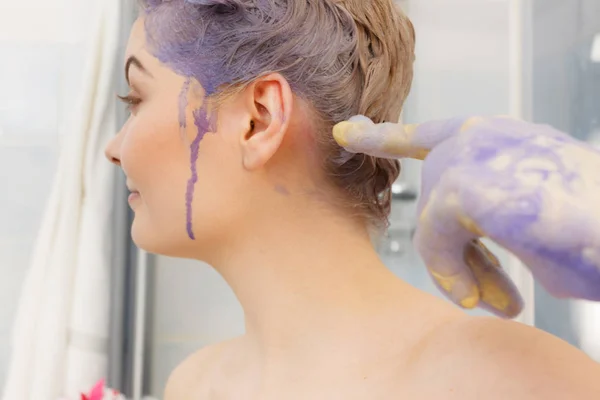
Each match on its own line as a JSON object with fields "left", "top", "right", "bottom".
{"left": 125, "top": 55, "right": 152, "bottom": 86}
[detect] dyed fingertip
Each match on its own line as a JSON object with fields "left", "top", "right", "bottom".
{"left": 478, "top": 282, "right": 523, "bottom": 319}
{"left": 430, "top": 270, "right": 480, "bottom": 309}
{"left": 332, "top": 121, "right": 354, "bottom": 148}
{"left": 464, "top": 240, "right": 524, "bottom": 319}
{"left": 460, "top": 295, "right": 479, "bottom": 309}
{"left": 333, "top": 116, "right": 374, "bottom": 149}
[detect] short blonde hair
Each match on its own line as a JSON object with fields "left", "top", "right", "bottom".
{"left": 142, "top": 0, "right": 416, "bottom": 226}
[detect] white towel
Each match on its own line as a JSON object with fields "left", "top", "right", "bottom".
{"left": 1, "top": 0, "right": 121, "bottom": 398}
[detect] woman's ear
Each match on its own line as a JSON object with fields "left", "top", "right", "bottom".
{"left": 240, "top": 73, "right": 293, "bottom": 170}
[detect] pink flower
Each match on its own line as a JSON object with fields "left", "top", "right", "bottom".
{"left": 78, "top": 379, "right": 123, "bottom": 400}
{"left": 81, "top": 379, "right": 104, "bottom": 400}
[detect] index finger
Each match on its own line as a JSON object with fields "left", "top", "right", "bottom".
{"left": 333, "top": 115, "right": 490, "bottom": 160}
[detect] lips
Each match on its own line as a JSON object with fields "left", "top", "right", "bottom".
{"left": 128, "top": 191, "right": 141, "bottom": 206}
{"left": 126, "top": 182, "right": 141, "bottom": 206}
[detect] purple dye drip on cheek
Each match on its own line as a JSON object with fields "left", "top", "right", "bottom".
{"left": 185, "top": 106, "right": 212, "bottom": 240}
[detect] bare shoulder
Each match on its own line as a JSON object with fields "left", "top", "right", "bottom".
{"left": 410, "top": 316, "right": 600, "bottom": 399}
{"left": 163, "top": 338, "right": 238, "bottom": 400}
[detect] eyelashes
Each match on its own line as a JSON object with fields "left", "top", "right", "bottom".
{"left": 117, "top": 93, "right": 142, "bottom": 112}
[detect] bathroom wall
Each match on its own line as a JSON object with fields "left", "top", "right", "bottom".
{"left": 530, "top": 0, "right": 600, "bottom": 355}
{"left": 386, "top": 0, "right": 512, "bottom": 297}
{"left": 146, "top": 257, "right": 243, "bottom": 395}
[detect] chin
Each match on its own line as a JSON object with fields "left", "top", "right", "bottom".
{"left": 130, "top": 217, "right": 216, "bottom": 261}
{"left": 130, "top": 222, "right": 161, "bottom": 254}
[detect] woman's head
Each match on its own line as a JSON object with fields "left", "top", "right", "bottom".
{"left": 105, "top": 0, "right": 415, "bottom": 260}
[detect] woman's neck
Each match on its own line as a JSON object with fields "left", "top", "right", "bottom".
{"left": 206, "top": 202, "right": 419, "bottom": 366}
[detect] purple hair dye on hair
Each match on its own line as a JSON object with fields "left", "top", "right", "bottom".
{"left": 185, "top": 106, "right": 212, "bottom": 240}
{"left": 140, "top": 0, "right": 416, "bottom": 227}
{"left": 140, "top": 0, "right": 360, "bottom": 117}
{"left": 178, "top": 77, "right": 192, "bottom": 129}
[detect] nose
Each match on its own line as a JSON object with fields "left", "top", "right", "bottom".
{"left": 105, "top": 130, "right": 123, "bottom": 166}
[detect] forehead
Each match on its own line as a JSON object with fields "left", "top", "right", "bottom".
{"left": 125, "top": 18, "right": 148, "bottom": 60}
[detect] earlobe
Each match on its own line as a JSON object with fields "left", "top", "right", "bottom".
{"left": 241, "top": 74, "right": 293, "bottom": 171}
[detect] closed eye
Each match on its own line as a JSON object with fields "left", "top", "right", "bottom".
{"left": 117, "top": 94, "right": 142, "bottom": 112}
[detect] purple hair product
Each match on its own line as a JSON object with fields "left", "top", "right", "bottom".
{"left": 185, "top": 106, "right": 212, "bottom": 240}
{"left": 178, "top": 77, "right": 192, "bottom": 129}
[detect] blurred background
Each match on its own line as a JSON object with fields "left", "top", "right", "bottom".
{"left": 0, "top": 0, "right": 599, "bottom": 398}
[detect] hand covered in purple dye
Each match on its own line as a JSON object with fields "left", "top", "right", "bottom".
{"left": 334, "top": 116, "right": 600, "bottom": 318}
